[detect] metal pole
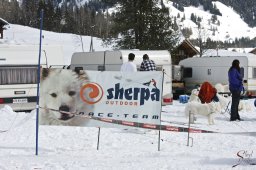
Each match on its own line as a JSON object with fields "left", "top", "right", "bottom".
{"left": 80, "top": 35, "right": 84, "bottom": 52}
{"left": 89, "top": 25, "right": 95, "bottom": 52}
{"left": 158, "top": 71, "right": 165, "bottom": 151}
{"left": 187, "top": 111, "right": 191, "bottom": 146}
{"left": 90, "top": 36, "right": 93, "bottom": 52}
{"left": 36, "top": 9, "right": 44, "bottom": 155}
{"left": 97, "top": 127, "right": 101, "bottom": 150}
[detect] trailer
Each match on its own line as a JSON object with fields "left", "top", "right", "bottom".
{"left": 0, "top": 44, "right": 64, "bottom": 111}
{"left": 70, "top": 50, "right": 173, "bottom": 105}
{"left": 179, "top": 51, "right": 256, "bottom": 96}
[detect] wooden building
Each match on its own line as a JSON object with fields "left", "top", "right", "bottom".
{"left": 0, "top": 18, "right": 9, "bottom": 39}
{"left": 171, "top": 39, "right": 199, "bottom": 65}
{"left": 249, "top": 48, "right": 256, "bottom": 55}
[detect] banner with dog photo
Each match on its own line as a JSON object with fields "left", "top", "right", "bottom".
{"left": 39, "top": 68, "right": 163, "bottom": 127}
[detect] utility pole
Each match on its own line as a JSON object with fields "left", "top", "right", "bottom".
{"left": 90, "top": 25, "right": 95, "bottom": 52}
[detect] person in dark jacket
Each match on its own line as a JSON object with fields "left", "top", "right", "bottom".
{"left": 140, "top": 54, "right": 156, "bottom": 71}
{"left": 228, "top": 59, "right": 244, "bottom": 121}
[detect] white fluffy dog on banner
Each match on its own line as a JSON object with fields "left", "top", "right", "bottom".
{"left": 185, "top": 101, "right": 221, "bottom": 125}
{"left": 39, "top": 68, "right": 94, "bottom": 126}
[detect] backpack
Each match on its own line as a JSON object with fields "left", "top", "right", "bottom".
{"left": 198, "top": 82, "right": 218, "bottom": 103}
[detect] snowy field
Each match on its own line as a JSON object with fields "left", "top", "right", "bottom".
{"left": 1, "top": 99, "right": 256, "bottom": 169}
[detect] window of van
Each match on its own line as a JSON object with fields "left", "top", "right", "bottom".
{"left": 156, "top": 66, "right": 162, "bottom": 71}
{"left": 98, "top": 65, "right": 105, "bottom": 71}
{"left": 252, "top": 68, "right": 256, "bottom": 78}
{"left": 183, "top": 67, "right": 192, "bottom": 78}
{"left": 0, "top": 66, "right": 37, "bottom": 85}
{"left": 240, "top": 67, "right": 244, "bottom": 78}
{"left": 75, "top": 67, "right": 83, "bottom": 72}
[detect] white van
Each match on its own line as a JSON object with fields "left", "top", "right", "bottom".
{"left": 179, "top": 53, "right": 256, "bottom": 96}
{"left": 0, "top": 45, "right": 64, "bottom": 111}
{"left": 70, "top": 50, "right": 173, "bottom": 105}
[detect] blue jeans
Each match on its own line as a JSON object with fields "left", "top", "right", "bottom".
{"left": 230, "top": 90, "right": 241, "bottom": 120}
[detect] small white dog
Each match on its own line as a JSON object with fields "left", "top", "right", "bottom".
{"left": 238, "top": 100, "right": 252, "bottom": 112}
{"left": 185, "top": 101, "right": 221, "bottom": 125}
{"left": 217, "top": 94, "right": 252, "bottom": 113}
{"left": 39, "top": 68, "right": 94, "bottom": 126}
{"left": 188, "top": 88, "right": 200, "bottom": 102}
{"left": 215, "top": 83, "right": 230, "bottom": 97}
{"left": 216, "top": 94, "right": 230, "bottom": 113}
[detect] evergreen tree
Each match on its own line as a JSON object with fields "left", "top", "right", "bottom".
{"left": 211, "top": 14, "right": 217, "bottom": 24}
{"left": 21, "top": 0, "right": 38, "bottom": 27}
{"left": 109, "top": 0, "right": 179, "bottom": 50}
{"left": 44, "top": 0, "right": 56, "bottom": 30}
{"left": 190, "top": 0, "right": 200, "bottom": 7}
{"left": 61, "top": 3, "right": 76, "bottom": 33}
{"left": 190, "top": 13, "right": 196, "bottom": 23}
{"left": 181, "top": 13, "right": 185, "bottom": 22}
{"left": 181, "top": 27, "right": 192, "bottom": 39}
{"left": 10, "top": 0, "right": 22, "bottom": 24}
{"left": 53, "top": 6, "right": 62, "bottom": 32}
{"left": 0, "top": 0, "right": 21, "bottom": 24}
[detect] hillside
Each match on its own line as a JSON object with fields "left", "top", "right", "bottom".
{"left": 211, "top": 0, "right": 256, "bottom": 27}
{"left": 39, "top": 0, "right": 256, "bottom": 41}
{"left": 59, "top": 0, "right": 256, "bottom": 28}
{"left": 167, "top": 0, "right": 256, "bottom": 27}
{"left": 165, "top": 1, "right": 256, "bottom": 42}
{"left": 1, "top": 0, "right": 255, "bottom": 47}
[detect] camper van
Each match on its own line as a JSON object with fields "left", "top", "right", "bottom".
{"left": 0, "top": 45, "right": 64, "bottom": 111}
{"left": 179, "top": 53, "right": 256, "bottom": 96}
{"left": 70, "top": 50, "right": 173, "bottom": 105}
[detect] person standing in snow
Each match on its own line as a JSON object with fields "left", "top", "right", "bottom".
{"left": 228, "top": 59, "right": 244, "bottom": 121}
{"left": 140, "top": 54, "right": 156, "bottom": 71}
{"left": 120, "top": 53, "right": 137, "bottom": 72}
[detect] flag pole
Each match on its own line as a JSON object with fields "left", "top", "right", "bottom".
{"left": 36, "top": 9, "right": 44, "bottom": 156}
{"left": 158, "top": 71, "right": 165, "bottom": 151}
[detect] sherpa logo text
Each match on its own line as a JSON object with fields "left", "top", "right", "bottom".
{"left": 106, "top": 83, "right": 160, "bottom": 105}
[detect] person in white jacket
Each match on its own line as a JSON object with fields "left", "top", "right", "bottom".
{"left": 120, "top": 53, "right": 137, "bottom": 72}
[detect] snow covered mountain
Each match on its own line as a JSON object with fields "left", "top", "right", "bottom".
{"left": 52, "top": 0, "right": 256, "bottom": 42}
{"left": 164, "top": 1, "right": 256, "bottom": 42}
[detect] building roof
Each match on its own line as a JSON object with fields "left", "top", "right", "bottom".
{"left": 201, "top": 49, "right": 256, "bottom": 58}
{"left": 249, "top": 48, "right": 256, "bottom": 54}
{"left": 0, "top": 18, "right": 9, "bottom": 26}
{"left": 227, "top": 48, "right": 254, "bottom": 53}
{"left": 176, "top": 39, "right": 199, "bottom": 57}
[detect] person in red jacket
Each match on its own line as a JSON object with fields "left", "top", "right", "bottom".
{"left": 198, "top": 81, "right": 218, "bottom": 104}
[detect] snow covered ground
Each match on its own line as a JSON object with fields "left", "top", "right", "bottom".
{"left": 1, "top": 23, "right": 256, "bottom": 169}
{"left": 1, "top": 99, "right": 256, "bottom": 170}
